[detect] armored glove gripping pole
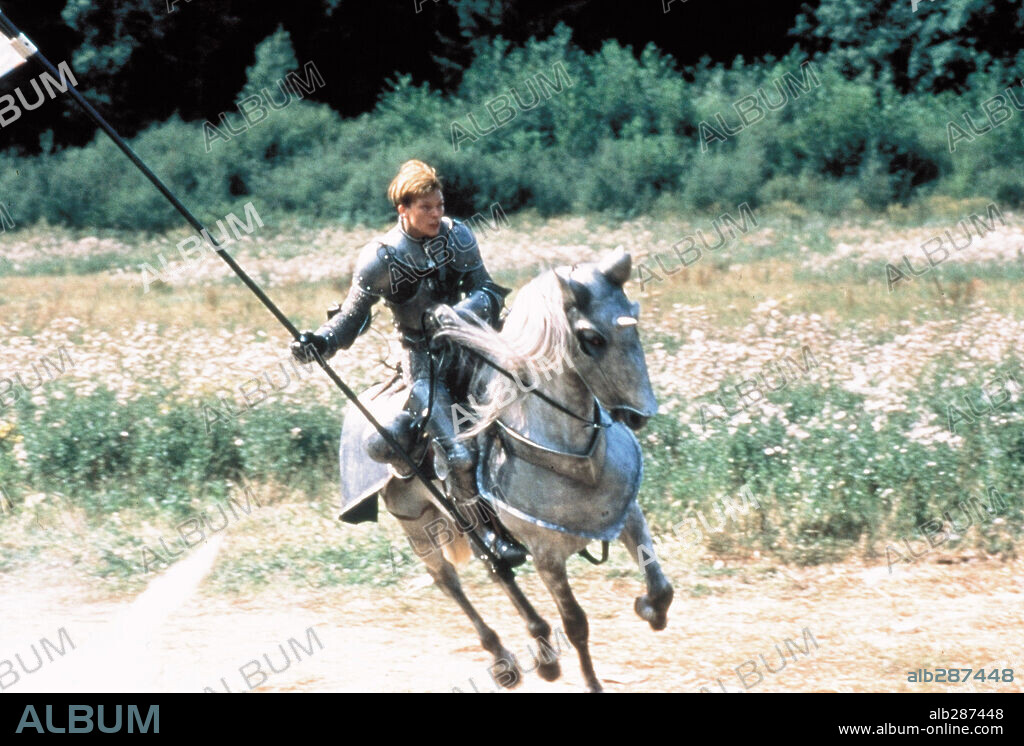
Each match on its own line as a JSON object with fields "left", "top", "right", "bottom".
{"left": 0, "top": 8, "right": 514, "bottom": 579}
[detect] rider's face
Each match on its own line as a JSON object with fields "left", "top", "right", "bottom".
{"left": 399, "top": 190, "right": 445, "bottom": 239}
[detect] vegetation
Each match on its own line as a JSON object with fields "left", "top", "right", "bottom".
{"left": 2, "top": 211, "right": 1023, "bottom": 587}
{"left": 2, "top": 3, "right": 1024, "bottom": 229}
{"left": 3, "top": 1, "right": 1022, "bottom": 590}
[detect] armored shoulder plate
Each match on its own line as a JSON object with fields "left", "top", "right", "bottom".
{"left": 375, "top": 218, "right": 484, "bottom": 276}
{"left": 443, "top": 217, "right": 484, "bottom": 272}
{"left": 352, "top": 240, "right": 393, "bottom": 297}
{"left": 374, "top": 222, "right": 426, "bottom": 273}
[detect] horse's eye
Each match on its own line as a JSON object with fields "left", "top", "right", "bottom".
{"left": 577, "top": 329, "right": 605, "bottom": 353}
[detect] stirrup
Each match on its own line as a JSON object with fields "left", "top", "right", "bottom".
{"left": 472, "top": 526, "right": 528, "bottom": 569}
{"left": 448, "top": 489, "right": 528, "bottom": 569}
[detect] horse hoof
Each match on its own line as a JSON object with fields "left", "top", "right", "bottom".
{"left": 537, "top": 660, "right": 561, "bottom": 682}
{"left": 634, "top": 595, "right": 669, "bottom": 631}
{"left": 491, "top": 654, "right": 523, "bottom": 689}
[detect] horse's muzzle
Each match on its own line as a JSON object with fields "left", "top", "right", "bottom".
{"left": 611, "top": 407, "right": 651, "bottom": 431}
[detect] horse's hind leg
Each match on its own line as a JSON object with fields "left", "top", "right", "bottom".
{"left": 382, "top": 480, "right": 522, "bottom": 689}
{"left": 533, "top": 554, "right": 602, "bottom": 692}
{"left": 619, "top": 501, "right": 674, "bottom": 631}
{"left": 485, "top": 563, "right": 562, "bottom": 682}
{"left": 450, "top": 503, "right": 562, "bottom": 682}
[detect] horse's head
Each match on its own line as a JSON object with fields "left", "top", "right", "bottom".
{"left": 555, "top": 250, "right": 658, "bottom": 430}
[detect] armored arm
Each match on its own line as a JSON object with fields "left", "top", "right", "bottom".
{"left": 446, "top": 220, "right": 509, "bottom": 328}
{"left": 314, "top": 284, "right": 378, "bottom": 354}
{"left": 455, "top": 266, "right": 510, "bottom": 328}
{"left": 291, "top": 243, "right": 388, "bottom": 363}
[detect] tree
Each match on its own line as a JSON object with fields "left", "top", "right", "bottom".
{"left": 238, "top": 26, "right": 300, "bottom": 103}
{"left": 3, "top": 0, "right": 468, "bottom": 151}
{"left": 792, "top": 0, "right": 1024, "bottom": 93}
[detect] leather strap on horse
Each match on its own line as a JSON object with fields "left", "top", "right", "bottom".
{"left": 579, "top": 542, "right": 610, "bottom": 565}
{"left": 462, "top": 347, "right": 609, "bottom": 429}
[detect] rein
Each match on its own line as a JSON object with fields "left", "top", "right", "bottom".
{"left": 463, "top": 347, "right": 609, "bottom": 430}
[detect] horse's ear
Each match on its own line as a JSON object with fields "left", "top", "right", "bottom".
{"left": 555, "top": 267, "right": 590, "bottom": 309}
{"left": 598, "top": 249, "right": 632, "bottom": 286}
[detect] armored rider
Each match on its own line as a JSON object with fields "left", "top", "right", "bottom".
{"left": 291, "top": 159, "right": 526, "bottom": 567}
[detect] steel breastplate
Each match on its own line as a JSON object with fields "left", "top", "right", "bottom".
{"left": 385, "top": 268, "right": 462, "bottom": 337}
{"left": 371, "top": 217, "right": 489, "bottom": 341}
{"left": 492, "top": 403, "right": 608, "bottom": 487}
{"left": 477, "top": 409, "right": 643, "bottom": 542}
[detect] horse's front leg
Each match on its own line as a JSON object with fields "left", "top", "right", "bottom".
{"left": 619, "top": 501, "right": 674, "bottom": 631}
{"left": 533, "top": 552, "right": 602, "bottom": 692}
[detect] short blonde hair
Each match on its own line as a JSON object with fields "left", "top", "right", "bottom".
{"left": 388, "top": 159, "right": 443, "bottom": 207}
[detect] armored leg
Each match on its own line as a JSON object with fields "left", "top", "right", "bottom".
{"left": 363, "top": 409, "right": 418, "bottom": 477}
{"left": 407, "top": 377, "right": 527, "bottom": 569}
{"left": 405, "top": 378, "right": 480, "bottom": 502}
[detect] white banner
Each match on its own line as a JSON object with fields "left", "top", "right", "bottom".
{"left": 0, "top": 31, "right": 36, "bottom": 80}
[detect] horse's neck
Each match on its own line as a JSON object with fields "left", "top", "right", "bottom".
{"left": 501, "top": 368, "right": 596, "bottom": 452}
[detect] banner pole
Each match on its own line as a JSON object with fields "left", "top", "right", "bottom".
{"left": 0, "top": 8, "right": 513, "bottom": 576}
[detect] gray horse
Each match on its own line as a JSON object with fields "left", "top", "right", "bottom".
{"left": 338, "top": 250, "right": 673, "bottom": 692}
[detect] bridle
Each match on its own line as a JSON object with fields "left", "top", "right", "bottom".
{"left": 463, "top": 347, "right": 608, "bottom": 430}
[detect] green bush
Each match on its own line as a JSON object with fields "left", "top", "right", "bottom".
{"left": 3, "top": 354, "right": 1022, "bottom": 566}
{"left": 4, "top": 26, "right": 1024, "bottom": 230}
{"left": 3, "top": 384, "right": 342, "bottom": 517}
{"left": 639, "top": 361, "right": 1024, "bottom": 564}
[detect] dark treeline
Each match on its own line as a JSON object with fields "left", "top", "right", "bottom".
{"left": 2, "top": 0, "right": 815, "bottom": 151}
{"left": 1, "top": 0, "right": 1022, "bottom": 228}
{"left": 5, "top": 0, "right": 1019, "bottom": 150}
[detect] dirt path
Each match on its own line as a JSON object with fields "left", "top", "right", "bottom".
{"left": 3, "top": 553, "right": 1023, "bottom": 693}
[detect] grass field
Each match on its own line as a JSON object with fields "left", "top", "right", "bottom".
{"left": 2, "top": 199, "right": 1023, "bottom": 595}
